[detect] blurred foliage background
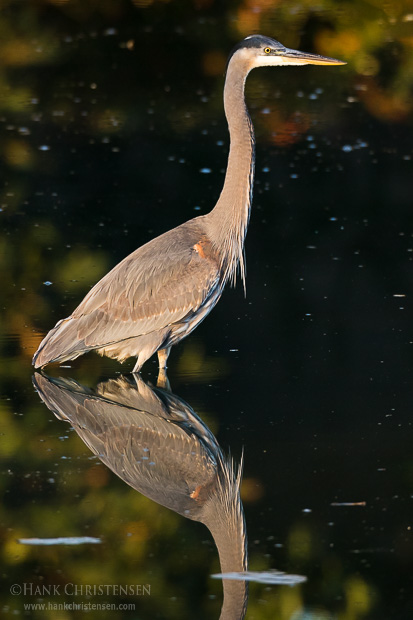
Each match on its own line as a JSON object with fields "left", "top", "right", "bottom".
{"left": 1, "top": 0, "right": 413, "bottom": 618}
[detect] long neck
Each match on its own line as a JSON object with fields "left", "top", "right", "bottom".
{"left": 201, "top": 458, "right": 249, "bottom": 620}
{"left": 206, "top": 54, "right": 255, "bottom": 288}
{"left": 208, "top": 511, "right": 248, "bottom": 620}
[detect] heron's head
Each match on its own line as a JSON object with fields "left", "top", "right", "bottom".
{"left": 228, "top": 34, "right": 345, "bottom": 71}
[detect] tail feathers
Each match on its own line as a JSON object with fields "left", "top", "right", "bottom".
{"left": 32, "top": 316, "right": 91, "bottom": 368}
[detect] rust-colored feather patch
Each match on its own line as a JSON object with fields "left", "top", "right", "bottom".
{"left": 193, "top": 243, "right": 206, "bottom": 258}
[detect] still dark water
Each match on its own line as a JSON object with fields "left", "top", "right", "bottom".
{"left": 1, "top": 2, "right": 413, "bottom": 619}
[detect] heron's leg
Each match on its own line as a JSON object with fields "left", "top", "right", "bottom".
{"left": 130, "top": 372, "right": 143, "bottom": 388}
{"left": 156, "top": 347, "right": 171, "bottom": 391}
{"left": 157, "top": 347, "right": 171, "bottom": 369}
{"left": 157, "top": 368, "right": 171, "bottom": 392}
{"left": 132, "top": 359, "right": 141, "bottom": 374}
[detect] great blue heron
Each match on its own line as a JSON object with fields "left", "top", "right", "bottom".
{"left": 33, "top": 35, "right": 344, "bottom": 373}
{"left": 34, "top": 373, "right": 248, "bottom": 619}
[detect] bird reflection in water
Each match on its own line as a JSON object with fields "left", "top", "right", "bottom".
{"left": 33, "top": 372, "right": 248, "bottom": 620}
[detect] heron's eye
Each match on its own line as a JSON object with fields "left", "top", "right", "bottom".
{"left": 264, "top": 47, "right": 271, "bottom": 54}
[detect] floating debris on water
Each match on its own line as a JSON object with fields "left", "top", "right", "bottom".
{"left": 211, "top": 570, "right": 307, "bottom": 586}
{"left": 342, "top": 140, "right": 368, "bottom": 153}
{"left": 18, "top": 537, "right": 102, "bottom": 546}
{"left": 331, "top": 501, "right": 366, "bottom": 507}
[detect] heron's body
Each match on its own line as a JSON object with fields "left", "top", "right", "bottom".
{"left": 33, "top": 35, "right": 344, "bottom": 373}
{"left": 35, "top": 219, "right": 224, "bottom": 371}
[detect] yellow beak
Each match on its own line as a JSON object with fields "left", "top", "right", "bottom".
{"left": 280, "top": 47, "right": 346, "bottom": 66}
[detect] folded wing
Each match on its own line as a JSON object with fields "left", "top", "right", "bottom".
{"left": 33, "top": 221, "right": 220, "bottom": 367}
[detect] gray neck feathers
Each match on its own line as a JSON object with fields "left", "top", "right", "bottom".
{"left": 207, "top": 53, "right": 255, "bottom": 291}
{"left": 200, "top": 455, "right": 248, "bottom": 620}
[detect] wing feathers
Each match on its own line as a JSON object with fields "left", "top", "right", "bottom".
{"left": 33, "top": 220, "right": 220, "bottom": 368}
